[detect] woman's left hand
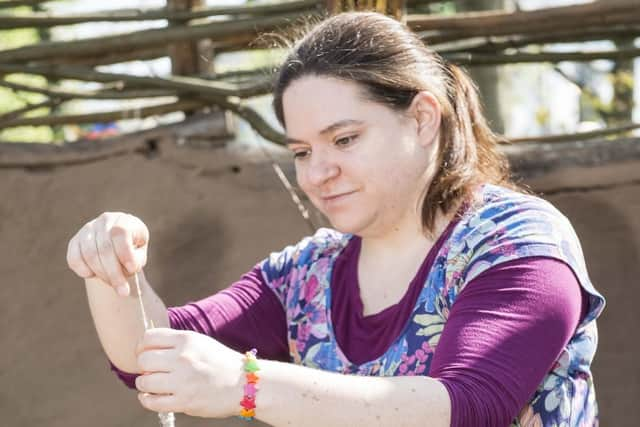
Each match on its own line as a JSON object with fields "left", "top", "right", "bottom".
{"left": 134, "top": 328, "right": 244, "bottom": 418}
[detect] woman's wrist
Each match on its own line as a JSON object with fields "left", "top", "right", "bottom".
{"left": 238, "top": 349, "right": 261, "bottom": 420}
{"left": 251, "top": 358, "right": 279, "bottom": 422}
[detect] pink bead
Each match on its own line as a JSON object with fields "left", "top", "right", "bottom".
{"left": 244, "top": 383, "right": 257, "bottom": 396}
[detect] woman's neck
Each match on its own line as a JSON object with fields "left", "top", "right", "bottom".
{"left": 359, "top": 207, "right": 451, "bottom": 261}
{"left": 353, "top": 209, "right": 451, "bottom": 316}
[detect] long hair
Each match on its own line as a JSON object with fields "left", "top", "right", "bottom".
{"left": 272, "top": 12, "right": 518, "bottom": 234}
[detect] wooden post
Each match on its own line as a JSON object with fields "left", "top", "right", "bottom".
{"left": 388, "top": 0, "right": 406, "bottom": 21}
{"left": 324, "top": 0, "right": 341, "bottom": 15}
{"left": 608, "top": 37, "right": 634, "bottom": 127}
{"left": 167, "top": 0, "right": 208, "bottom": 76}
{"left": 457, "top": 0, "right": 506, "bottom": 134}
{"left": 166, "top": 0, "right": 232, "bottom": 140}
{"left": 324, "top": 0, "right": 405, "bottom": 20}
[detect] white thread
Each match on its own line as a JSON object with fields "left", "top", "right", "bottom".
{"left": 133, "top": 271, "right": 176, "bottom": 427}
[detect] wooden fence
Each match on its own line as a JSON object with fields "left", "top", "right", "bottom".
{"left": 0, "top": 0, "right": 638, "bottom": 150}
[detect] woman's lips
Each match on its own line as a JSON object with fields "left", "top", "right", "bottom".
{"left": 320, "top": 191, "right": 357, "bottom": 207}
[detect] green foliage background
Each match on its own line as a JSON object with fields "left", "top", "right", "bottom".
{"left": 0, "top": 21, "right": 54, "bottom": 143}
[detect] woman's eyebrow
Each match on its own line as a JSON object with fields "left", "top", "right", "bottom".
{"left": 319, "top": 119, "right": 364, "bottom": 136}
{"left": 286, "top": 119, "right": 364, "bottom": 146}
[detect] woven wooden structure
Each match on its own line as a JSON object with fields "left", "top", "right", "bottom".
{"left": 0, "top": 0, "right": 637, "bottom": 155}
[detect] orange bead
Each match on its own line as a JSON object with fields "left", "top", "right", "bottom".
{"left": 240, "top": 408, "right": 255, "bottom": 417}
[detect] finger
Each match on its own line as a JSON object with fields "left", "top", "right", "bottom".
{"left": 78, "top": 223, "right": 108, "bottom": 282}
{"left": 66, "top": 233, "right": 94, "bottom": 278}
{"left": 95, "top": 227, "right": 130, "bottom": 296}
{"left": 137, "top": 348, "right": 176, "bottom": 373}
{"left": 137, "top": 328, "right": 186, "bottom": 355}
{"left": 135, "top": 372, "right": 175, "bottom": 395}
{"left": 111, "top": 214, "right": 148, "bottom": 274}
{"left": 138, "top": 392, "right": 179, "bottom": 414}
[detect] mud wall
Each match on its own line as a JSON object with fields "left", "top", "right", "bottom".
{"left": 1, "top": 136, "right": 638, "bottom": 426}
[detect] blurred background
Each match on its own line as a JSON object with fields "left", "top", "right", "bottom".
{"left": 0, "top": 0, "right": 638, "bottom": 426}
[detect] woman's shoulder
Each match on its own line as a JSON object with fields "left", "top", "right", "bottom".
{"left": 451, "top": 183, "right": 605, "bottom": 325}
{"left": 454, "top": 184, "right": 586, "bottom": 280}
{"left": 260, "top": 227, "right": 349, "bottom": 278}
{"left": 471, "top": 183, "right": 569, "bottom": 224}
{"left": 460, "top": 183, "right": 574, "bottom": 239}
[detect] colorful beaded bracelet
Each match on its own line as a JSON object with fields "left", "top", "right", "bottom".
{"left": 238, "top": 348, "right": 260, "bottom": 421}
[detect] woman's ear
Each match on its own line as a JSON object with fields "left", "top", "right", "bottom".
{"left": 410, "top": 91, "right": 441, "bottom": 148}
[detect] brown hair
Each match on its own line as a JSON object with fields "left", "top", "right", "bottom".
{"left": 272, "top": 12, "right": 518, "bottom": 234}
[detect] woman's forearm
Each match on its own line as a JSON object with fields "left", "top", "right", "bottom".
{"left": 85, "top": 271, "right": 169, "bottom": 373}
{"left": 255, "top": 360, "right": 451, "bottom": 427}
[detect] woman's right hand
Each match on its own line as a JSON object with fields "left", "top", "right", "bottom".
{"left": 66, "top": 212, "right": 149, "bottom": 297}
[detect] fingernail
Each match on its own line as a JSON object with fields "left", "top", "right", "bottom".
{"left": 117, "top": 285, "right": 129, "bottom": 297}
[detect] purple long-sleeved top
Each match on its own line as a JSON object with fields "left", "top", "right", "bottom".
{"left": 111, "top": 222, "right": 586, "bottom": 427}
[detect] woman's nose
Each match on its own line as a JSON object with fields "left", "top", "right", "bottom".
{"left": 307, "top": 153, "right": 340, "bottom": 186}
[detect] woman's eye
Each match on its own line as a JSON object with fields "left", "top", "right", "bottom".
{"left": 335, "top": 135, "right": 357, "bottom": 146}
{"left": 293, "top": 150, "right": 310, "bottom": 160}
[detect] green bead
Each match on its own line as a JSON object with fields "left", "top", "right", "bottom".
{"left": 245, "top": 359, "right": 260, "bottom": 372}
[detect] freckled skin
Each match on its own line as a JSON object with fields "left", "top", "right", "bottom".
{"left": 282, "top": 76, "right": 439, "bottom": 240}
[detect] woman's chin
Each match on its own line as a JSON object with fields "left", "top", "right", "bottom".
{"left": 327, "top": 215, "right": 368, "bottom": 235}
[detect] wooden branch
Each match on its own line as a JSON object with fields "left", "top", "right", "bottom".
{"left": 551, "top": 66, "right": 587, "bottom": 92}
{"left": 0, "top": 11, "right": 313, "bottom": 63}
{"left": 209, "top": 32, "right": 266, "bottom": 52}
{"left": 504, "top": 136, "right": 640, "bottom": 181}
{"left": 446, "top": 47, "right": 640, "bottom": 66}
{"left": 0, "top": 98, "right": 61, "bottom": 127}
{"left": 205, "top": 66, "right": 277, "bottom": 82}
{"left": 411, "top": 2, "right": 640, "bottom": 44}
{"left": 431, "top": 25, "right": 640, "bottom": 54}
{"left": 0, "top": 0, "right": 319, "bottom": 29}
{"left": 209, "top": 96, "right": 285, "bottom": 145}
{"left": 0, "top": 66, "right": 284, "bottom": 144}
{"left": 0, "top": 67, "right": 279, "bottom": 142}
{"left": 405, "top": 0, "right": 447, "bottom": 6}
{"left": 0, "top": 138, "right": 146, "bottom": 168}
{"left": 5, "top": 1, "right": 634, "bottom": 69}
{"left": 48, "top": 47, "right": 168, "bottom": 67}
{"left": 2, "top": 2, "right": 631, "bottom": 66}
{"left": 0, "top": 0, "right": 51, "bottom": 10}
{"left": 8, "top": 35, "right": 253, "bottom": 67}
{"left": 410, "top": 1, "right": 639, "bottom": 32}
{"left": 0, "top": 79, "right": 175, "bottom": 99}
{"left": 470, "top": 26, "right": 640, "bottom": 53}
{"left": 0, "top": 110, "right": 231, "bottom": 168}
{"left": 0, "top": 64, "right": 273, "bottom": 99}
{"left": 0, "top": 99, "right": 206, "bottom": 128}
{"left": 0, "top": 95, "right": 284, "bottom": 165}
{"left": 507, "top": 122, "right": 640, "bottom": 144}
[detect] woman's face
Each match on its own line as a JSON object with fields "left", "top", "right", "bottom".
{"left": 282, "top": 76, "right": 440, "bottom": 237}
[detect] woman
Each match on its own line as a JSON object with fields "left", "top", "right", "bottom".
{"left": 66, "top": 12, "right": 605, "bottom": 427}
